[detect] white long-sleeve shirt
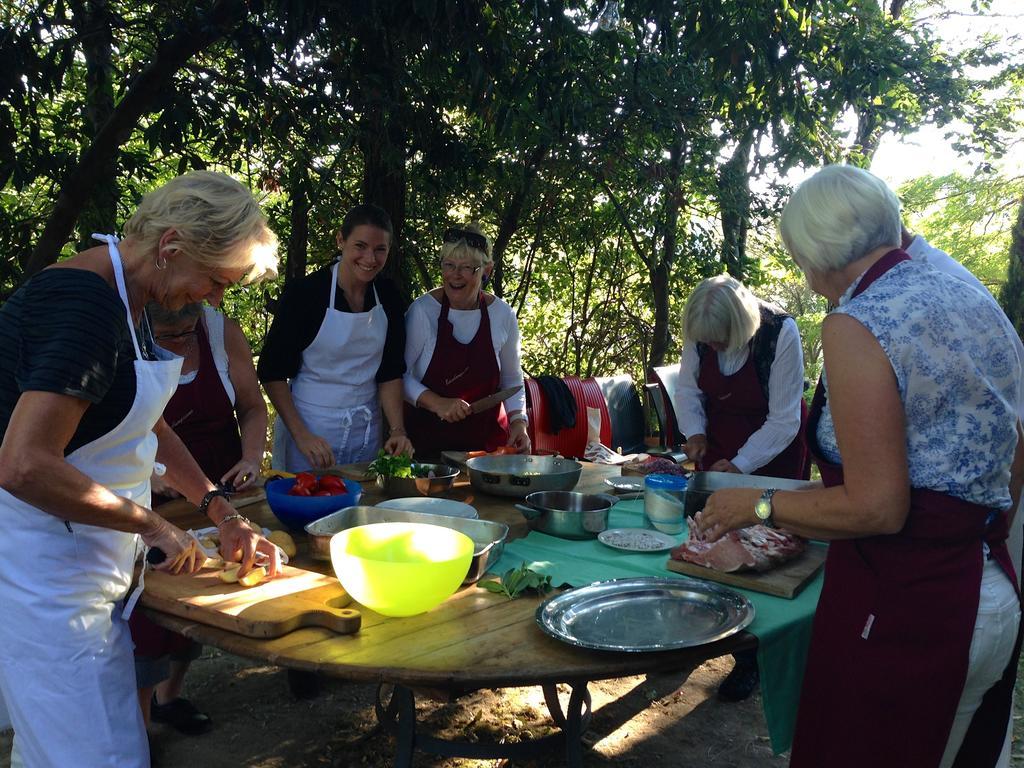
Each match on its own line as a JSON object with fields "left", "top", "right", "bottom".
{"left": 403, "top": 293, "right": 527, "bottom": 415}
{"left": 674, "top": 316, "right": 805, "bottom": 474}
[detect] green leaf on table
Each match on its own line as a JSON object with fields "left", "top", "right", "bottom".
{"left": 478, "top": 562, "right": 553, "bottom": 600}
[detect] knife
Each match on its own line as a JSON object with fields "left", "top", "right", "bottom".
{"left": 468, "top": 385, "right": 523, "bottom": 414}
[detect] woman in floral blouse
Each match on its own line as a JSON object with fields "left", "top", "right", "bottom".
{"left": 693, "top": 164, "right": 1022, "bottom": 768}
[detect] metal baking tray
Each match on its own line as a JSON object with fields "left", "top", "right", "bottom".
{"left": 304, "top": 506, "right": 508, "bottom": 586}
{"left": 684, "top": 471, "right": 810, "bottom": 518}
{"left": 536, "top": 576, "right": 754, "bottom": 652}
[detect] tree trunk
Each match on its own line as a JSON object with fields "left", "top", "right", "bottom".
{"left": 718, "top": 131, "right": 755, "bottom": 280}
{"left": 69, "top": 0, "right": 117, "bottom": 250}
{"left": 998, "top": 195, "right": 1024, "bottom": 337}
{"left": 649, "top": 140, "right": 683, "bottom": 369}
{"left": 491, "top": 144, "right": 549, "bottom": 297}
{"left": 285, "top": 159, "right": 310, "bottom": 285}
{"left": 24, "top": 0, "right": 250, "bottom": 278}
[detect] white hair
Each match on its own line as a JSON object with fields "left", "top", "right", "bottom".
{"left": 779, "top": 164, "right": 901, "bottom": 273}
{"left": 682, "top": 275, "right": 761, "bottom": 351}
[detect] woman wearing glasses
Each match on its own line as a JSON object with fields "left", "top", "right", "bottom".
{"left": 259, "top": 204, "right": 413, "bottom": 470}
{"left": 403, "top": 224, "right": 530, "bottom": 459}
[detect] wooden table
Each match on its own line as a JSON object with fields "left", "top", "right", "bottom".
{"left": 145, "top": 463, "right": 754, "bottom": 766}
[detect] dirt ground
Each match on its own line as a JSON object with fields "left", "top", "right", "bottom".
{"left": 2, "top": 652, "right": 1022, "bottom": 768}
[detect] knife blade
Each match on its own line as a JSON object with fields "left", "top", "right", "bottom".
{"left": 468, "top": 385, "right": 523, "bottom": 414}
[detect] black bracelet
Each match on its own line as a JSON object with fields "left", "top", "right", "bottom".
{"left": 198, "top": 488, "right": 231, "bottom": 516}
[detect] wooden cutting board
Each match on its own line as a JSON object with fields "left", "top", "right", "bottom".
{"left": 665, "top": 542, "right": 827, "bottom": 599}
{"left": 141, "top": 564, "right": 361, "bottom": 638}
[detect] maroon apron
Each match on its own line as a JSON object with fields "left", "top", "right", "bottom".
{"left": 697, "top": 343, "right": 808, "bottom": 479}
{"left": 791, "top": 249, "right": 1022, "bottom": 768}
{"left": 405, "top": 292, "right": 509, "bottom": 459}
{"left": 161, "top": 320, "right": 243, "bottom": 484}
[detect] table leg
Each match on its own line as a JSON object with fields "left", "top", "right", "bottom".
{"left": 375, "top": 682, "right": 593, "bottom": 764}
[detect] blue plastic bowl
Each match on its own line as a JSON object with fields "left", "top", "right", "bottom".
{"left": 264, "top": 477, "right": 363, "bottom": 531}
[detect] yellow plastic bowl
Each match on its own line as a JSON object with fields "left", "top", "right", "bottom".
{"left": 329, "top": 522, "right": 474, "bottom": 617}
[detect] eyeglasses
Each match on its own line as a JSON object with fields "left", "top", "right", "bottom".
{"left": 443, "top": 227, "right": 489, "bottom": 252}
{"left": 440, "top": 261, "right": 483, "bottom": 277}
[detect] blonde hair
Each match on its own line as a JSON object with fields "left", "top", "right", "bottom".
{"left": 440, "top": 222, "right": 492, "bottom": 265}
{"left": 123, "top": 171, "right": 278, "bottom": 284}
{"left": 682, "top": 275, "right": 761, "bottom": 351}
{"left": 779, "top": 164, "right": 901, "bottom": 273}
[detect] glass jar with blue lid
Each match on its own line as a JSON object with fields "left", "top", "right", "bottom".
{"left": 643, "top": 473, "right": 688, "bottom": 535}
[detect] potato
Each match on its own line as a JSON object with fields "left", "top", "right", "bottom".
{"left": 267, "top": 530, "right": 297, "bottom": 558}
{"left": 217, "top": 564, "right": 241, "bottom": 583}
{"left": 237, "top": 566, "right": 267, "bottom": 587}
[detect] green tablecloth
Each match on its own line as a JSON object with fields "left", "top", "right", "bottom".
{"left": 488, "top": 499, "right": 821, "bottom": 754}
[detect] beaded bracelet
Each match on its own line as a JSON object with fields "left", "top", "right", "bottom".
{"left": 198, "top": 488, "right": 231, "bottom": 517}
{"left": 216, "top": 512, "right": 253, "bottom": 529}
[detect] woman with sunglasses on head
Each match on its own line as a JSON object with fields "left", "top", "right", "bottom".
{"left": 258, "top": 204, "right": 413, "bottom": 471}
{"left": 0, "top": 171, "right": 281, "bottom": 766}
{"left": 403, "top": 224, "right": 530, "bottom": 460}
{"left": 130, "top": 300, "right": 268, "bottom": 737}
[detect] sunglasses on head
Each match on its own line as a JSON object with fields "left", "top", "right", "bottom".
{"left": 443, "top": 227, "right": 488, "bottom": 252}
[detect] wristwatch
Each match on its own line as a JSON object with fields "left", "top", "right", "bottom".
{"left": 754, "top": 488, "right": 777, "bottom": 529}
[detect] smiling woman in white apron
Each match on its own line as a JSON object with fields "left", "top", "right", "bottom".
{"left": 0, "top": 172, "right": 281, "bottom": 767}
{"left": 259, "top": 204, "right": 413, "bottom": 472}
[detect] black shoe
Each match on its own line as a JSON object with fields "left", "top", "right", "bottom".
{"left": 717, "top": 659, "right": 760, "bottom": 702}
{"left": 151, "top": 696, "right": 213, "bottom": 735}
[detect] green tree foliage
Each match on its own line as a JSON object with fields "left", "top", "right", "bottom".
{"left": 1, "top": 0, "right": 1020, "bottom": 390}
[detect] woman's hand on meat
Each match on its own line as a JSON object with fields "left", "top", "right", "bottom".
{"left": 217, "top": 514, "right": 281, "bottom": 578}
{"left": 508, "top": 419, "right": 531, "bottom": 454}
{"left": 384, "top": 433, "right": 414, "bottom": 457}
{"left": 140, "top": 513, "right": 204, "bottom": 575}
{"left": 690, "top": 488, "right": 760, "bottom": 543}
{"left": 221, "top": 457, "right": 261, "bottom": 491}
{"left": 434, "top": 397, "right": 472, "bottom": 423}
{"left": 684, "top": 434, "right": 707, "bottom": 462}
{"left": 709, "top": 459, "right": 741, "bottom": 474}
{"left": 294, "top": 429, "right": 335, "bottom": 469}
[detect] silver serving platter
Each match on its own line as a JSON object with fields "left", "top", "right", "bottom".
{"left": 536, "top": 577, "right": 754, "bottom": 652}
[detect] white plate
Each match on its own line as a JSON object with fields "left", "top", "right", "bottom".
{"left": 597, "top": 528, "right": 677, "bottom": 553}
{"left": 604, "top": 476, "right": 645, "bottom": 492}
{"left": 375, "top": 497, "right": 479, "bottom": 519}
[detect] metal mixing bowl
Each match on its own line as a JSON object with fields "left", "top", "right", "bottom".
{"left": 514, "top": 491, "right": 618, "bottom": 540}
{"left": 375, "top": 463, "right": 460, "bottom": 497}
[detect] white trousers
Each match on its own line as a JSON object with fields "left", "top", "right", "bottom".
{"left": 939, "top": 555, "right": 1020, "bottom": 768}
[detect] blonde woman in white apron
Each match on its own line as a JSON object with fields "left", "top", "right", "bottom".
{"left": 260, "top": 204, "right": 413, "bottom": 471}
{"left": 0, "top": 172, "right": 280, "bottom": 767}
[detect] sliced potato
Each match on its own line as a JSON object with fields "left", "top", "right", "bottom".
{"left": 237, "top": 566, "right": 267, "bottom": 587}
{"left": 217, "top": 564, "right": 241, "bottom": 583}
{"left": 267, "top": 530, "right": 297, "bottom": 557}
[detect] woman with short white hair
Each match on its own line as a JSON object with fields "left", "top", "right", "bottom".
{"left": 694, "top": 164, "right": 1022, "bottom": 768}
{"left": 675, "top": 273, "right": 809, "bottom": 701}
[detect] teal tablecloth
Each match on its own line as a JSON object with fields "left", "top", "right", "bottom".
{"left": 487, "top": 499, "right": 821, "bottom": 755}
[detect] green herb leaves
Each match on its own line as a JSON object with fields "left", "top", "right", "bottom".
{"left": 479, "top": 562, "right": 553, "bottom": 600}
{"left": 367, "top": 450, "right": 414, "bottom": 478}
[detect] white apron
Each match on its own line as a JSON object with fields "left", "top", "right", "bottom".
{"left": 0, "top": 235, "right": 182, "bottom": 768}
{"left": 273, "top": 262, "right": 387, "bottom": 471}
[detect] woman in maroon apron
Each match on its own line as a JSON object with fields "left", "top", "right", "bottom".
{"left": 404, "top": 225, "right": 530, "bottom": 460}
{"left": 131, "top": 301, "right": 269, "bottom": 735}
{"left": 693, "top": 165, "right": 1022, "bottom": 767}
{"left": 676, "top": 274, "right": 809, "bottom": 701}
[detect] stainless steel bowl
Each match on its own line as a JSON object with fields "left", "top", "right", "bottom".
{"left": 465, "top": 455, "right": 583, "bottom": 498}
{"left": 304, "top": 506, "right": 508, "bottom": 586}
{"left": 683, "top": 471, "right": 810, "bottom": 518}
{"left": 514, "top": 491, "right": 618, "bottom": 540}
{"left": 375, "top": 463, "right": 460, "bottom": 497}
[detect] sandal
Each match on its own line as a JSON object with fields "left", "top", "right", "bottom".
{"left": 151, "top": 696, "right": 213, "bottom": 735}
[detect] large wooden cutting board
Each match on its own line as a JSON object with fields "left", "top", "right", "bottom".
{"left": 665, "top": 542, "right": 827, "bottom": 599}
{"left": 141, "top": 564, "right": 361, "bottom": 638}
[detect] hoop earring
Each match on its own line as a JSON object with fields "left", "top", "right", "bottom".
{"left": 155, "top": 253, "right": 168, "bottom": 270}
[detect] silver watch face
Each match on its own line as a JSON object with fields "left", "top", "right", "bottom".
{"left": 754, "top": 498, "right": 771, "bottom": 520}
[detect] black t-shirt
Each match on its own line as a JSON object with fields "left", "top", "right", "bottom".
{"left": 257, "top": 263, "right": 407, "bottom": 384}
{"left": 0, "top": 269, "right": 155, "bottom": 455}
